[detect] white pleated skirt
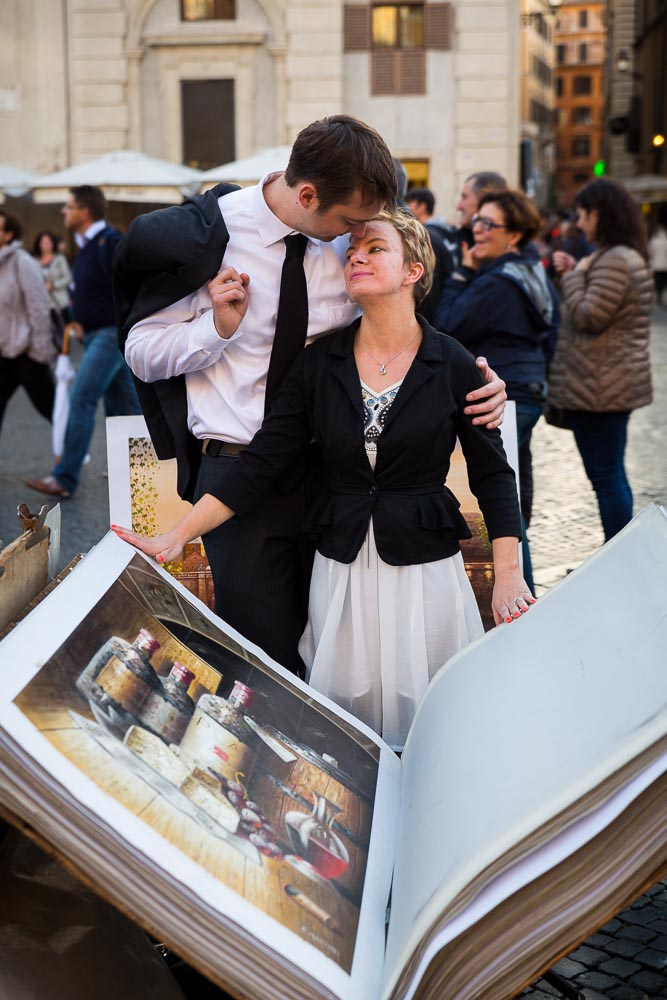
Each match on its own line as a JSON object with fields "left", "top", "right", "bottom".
{"left": 298, "top": 521, "right": 484, "bottom": 752}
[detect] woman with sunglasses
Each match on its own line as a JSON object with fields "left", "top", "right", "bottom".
{"left": 433, "top": 189, "right": 559, "bottom": 594}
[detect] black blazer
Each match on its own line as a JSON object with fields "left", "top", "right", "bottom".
{"left": 112, "top": 183, "right": 238, "bottom": 501}
{"left": 208, "top": 317, "right": 522, "bottom": 566}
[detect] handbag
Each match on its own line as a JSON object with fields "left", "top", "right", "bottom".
{"left": 543, "top": 404, "right": 572, "bottom": 430}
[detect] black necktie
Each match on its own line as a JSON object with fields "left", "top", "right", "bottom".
{"left": 265, "top": 233, "right": 309, "bottom": 413}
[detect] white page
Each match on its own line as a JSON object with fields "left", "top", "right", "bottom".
{"left": 383, "top": 504, "right": 667, "bottom": 995}
{"left": 0, "top": 533, "right": 401, "bottom": 1000}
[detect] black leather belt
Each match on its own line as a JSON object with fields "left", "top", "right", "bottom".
{"left": 201, "top": 439, "right": 247, "bottom": 457}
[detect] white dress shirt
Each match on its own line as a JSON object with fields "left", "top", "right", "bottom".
{"left": 125, "top": 174, "right": 360, "bottom": 444}
{"left": 74, "top": 219, "right": 108, "bottom": 249}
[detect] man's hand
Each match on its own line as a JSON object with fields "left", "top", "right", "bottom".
{"left": 208, "top": 266, "right": 250, "bottom": 340}
{"left": 465, "top": 357, "right": 507, "bottom": 428}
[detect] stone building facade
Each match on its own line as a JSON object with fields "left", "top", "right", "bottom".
{"left": 1, "top": 0, "right": 522, "bottom": 216}
{"left": 553, "top": 0, "right": 606, "bottom": 206}
{"left": 519, "top": 0, "right": 558, "bottom": 208}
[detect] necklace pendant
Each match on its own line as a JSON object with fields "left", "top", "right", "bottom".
{"left": 379, "top": 364, "right": 387, "bottom": 375}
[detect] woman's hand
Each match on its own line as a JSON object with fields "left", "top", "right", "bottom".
{"left": 461, "top": 240, "right": 480, "bottom": 270}
{"left": 209, "top": 266, "right": 250, "bottom": 340}
{"left": 491, "top": 537, "right": 536, "bottom": 624}
{"left": 576, "top": 254, "right": 593, "bottom": 273}
{"left": 552, "top": 250, "right": 576, "bottom": 275}
{"left": 110, "top": 524, "right": 185, "bottom": 565}
{"left": 492, "top": 569, "right": 536, "bottom": 625}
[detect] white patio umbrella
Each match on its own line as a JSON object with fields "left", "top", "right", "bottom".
{"left": 0, "top": 164, "right": 39, "bottom": 203}
{"left": 31, "top": 150, "right": 203, "bottom": 204}
{"left": 198, "top": 146, "right": 292, "bottom": 192}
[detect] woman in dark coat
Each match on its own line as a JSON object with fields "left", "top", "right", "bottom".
{"left": 434, "top": 189, "right": 560, "bottom": 594}
{"left": 113, "top": 209, "right": 532, "bottom": 750}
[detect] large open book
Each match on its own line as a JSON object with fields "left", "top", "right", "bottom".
{"left": 0, "top": 504, "right": 666, "bottom": 1000}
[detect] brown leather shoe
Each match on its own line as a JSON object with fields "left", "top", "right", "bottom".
{"left": 25, "top": 476, "right": 71, "bottom": 499}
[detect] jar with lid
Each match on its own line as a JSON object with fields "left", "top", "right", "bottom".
{"left": 93, "top": 628, "right": 161, "bottom": 716}
{"left": 78, "top": 629, "right": 161, "bottom": 705}
{"left": 179, "top": 688, "right": 259, "bottom": 783}
{"left": 138, "top": 661, "right": 196, "bottom": 745}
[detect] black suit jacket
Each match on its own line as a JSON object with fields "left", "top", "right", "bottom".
{"left": 207, "top": 318, "right": 522, "bottom": 566}
{"left": 112, "top": 183, "right": 238, "bottom": 501}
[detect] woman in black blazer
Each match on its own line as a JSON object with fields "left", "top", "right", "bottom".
{"left": 114, "top": 209, "right": 533, "bottom": 750}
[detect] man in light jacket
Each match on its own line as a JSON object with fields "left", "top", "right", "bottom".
{"left": 0, "top": 211, "right": 55, "bottom": 436}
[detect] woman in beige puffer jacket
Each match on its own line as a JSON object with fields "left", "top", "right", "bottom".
{"left": 550, "top": 178, "right": 653, "bottom": 541}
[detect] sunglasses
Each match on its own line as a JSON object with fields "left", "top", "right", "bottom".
{"left": 471, "top": 214, "right": 507, "bottom": 232}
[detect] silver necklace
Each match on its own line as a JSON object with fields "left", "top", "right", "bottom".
{"left": 360, "top": 329, "right": 420, "bottom": 376}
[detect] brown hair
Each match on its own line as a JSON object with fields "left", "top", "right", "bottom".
{"left": 477, "top": 189, "right": 541, "bottom": 248}
{"left": 285, "top": 115, "right": 397, "bottom": 212}
{"left": 374, "top": 208, "right": 435, "bottom": 304}
{"left": 70, "top": 185, "right": 107, "bottom": 221}
{"left": 574, "top": 179, "right": 648, "bottom": 260}
{"left": 0, "top": 211, "right": 23, "bottom": 242}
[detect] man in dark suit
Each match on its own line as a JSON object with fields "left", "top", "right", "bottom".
{"left": 115, "top": 116, "right": 508, "bottom": 676}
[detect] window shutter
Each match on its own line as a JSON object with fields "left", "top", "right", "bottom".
{"left": 372, "top": 51, "right": 397, "bottom": 94}
{"left": 398, "top": 50, "right": 426, "bottom": 94}
{"left": 344, "top": 5, "right": 370, "bottom": 51}
{"left": 425, "top": 3, "right": 452, "bottom": 50}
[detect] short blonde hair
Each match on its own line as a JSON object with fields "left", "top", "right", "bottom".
{"left": 374, "top": 208, "right": 435, "bottom": 305}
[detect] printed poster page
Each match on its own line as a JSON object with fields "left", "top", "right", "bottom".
{"left": 106, "top": 415, "right": 216, "bottom": 610}
{"left": 380, "top": 505, "right": 667, "bottom": 1000}
{"left": 0, "top": 532, "right": 401, "bottom": 1000}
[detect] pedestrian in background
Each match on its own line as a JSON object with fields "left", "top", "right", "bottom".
{"left": 550, "top": 178, "right": 653, "bottom": 541}
{"left": 405, "top": 186, "right": 455, "bottom": 322}
{"left": 26, "top": 185, "right": 141, "bottom": 499}
{"left": 0, "top": 211, "right": 56, "bottom": 436}
{"left": 434, "top": 189, "right": 560, "bottom": 595}
{"left": 649, "top": 224, "right": 667, "bottom": 306}
{"left": 453, "top": 170, "right": 507, "bottom": 268}
{"left": 32, "top": 229, "right": 72, "bottom": 326}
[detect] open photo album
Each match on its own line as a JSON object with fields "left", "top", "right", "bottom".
{"left": 0, "top": 504, "right": 666, "bottom": 1000}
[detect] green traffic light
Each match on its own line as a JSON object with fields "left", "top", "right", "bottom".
{"left": 593, "top": 160, "right": 606, "bottom": 177}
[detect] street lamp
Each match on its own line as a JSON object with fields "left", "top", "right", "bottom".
{"left": 615, "top": 49, "right": 632, "bottom": 74}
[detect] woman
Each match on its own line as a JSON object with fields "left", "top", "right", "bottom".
{"left": 433, "top": 189, "right": 559, "bottom": 594}
{"left": 551, "top": 179, "right": 653, "bottom": 541}
{"left": 32, "top": 230, "right": 72, "bottom": 327}
{"left": 113, "top": 209, "right": 533, "bottom": 751}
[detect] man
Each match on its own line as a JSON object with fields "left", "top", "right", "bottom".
{"left": 405, "top": 186, "right": 457, "bottom": 322}
{"left": 455, "top": 171, "right": 507, "bottom": 267}
{"left": 116, "top": 116, "right": 507, "bottom": 675}
{"left": 27, "top": 185, "right": 141, "bottom": 499}
{"left": 0, "top": 211, "right": 55, "bottom": 435}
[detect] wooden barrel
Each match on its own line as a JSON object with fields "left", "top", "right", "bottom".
{"left": 247, "top": 729, "right": 373, "bottom": 902}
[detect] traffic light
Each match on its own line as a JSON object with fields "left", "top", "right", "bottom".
{"left": 593, "top": 160, "right": 606, "bottom": 177}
